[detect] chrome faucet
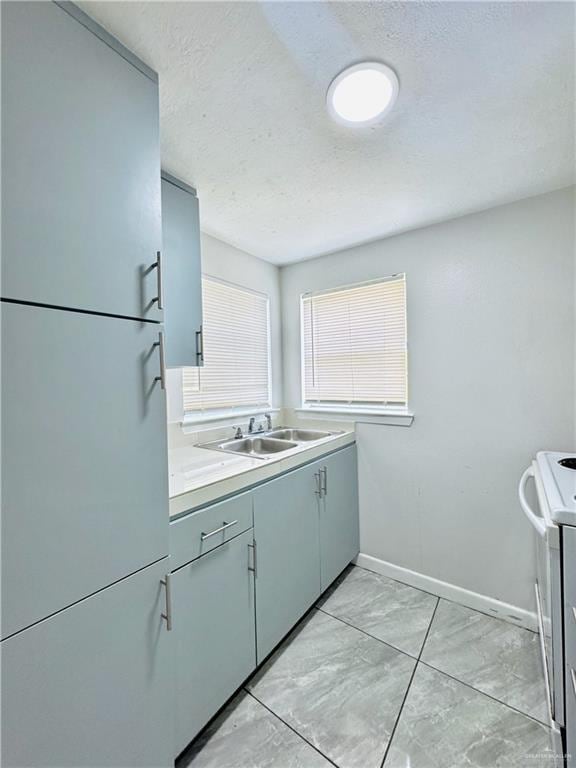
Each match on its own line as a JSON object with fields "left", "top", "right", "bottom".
{"left": 248, "top": 417, "right": 256, "bottom": 434}
{"left": 265, "top": 413, "right": 272, "bottom": 431}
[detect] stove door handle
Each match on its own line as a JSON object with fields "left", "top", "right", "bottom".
{"left": 518, "top": 466, "right": 546, "bottom": 537}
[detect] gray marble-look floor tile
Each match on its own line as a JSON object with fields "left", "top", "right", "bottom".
{"left": 247, "top": 609, "right": 415, "bottom": 768}
{"left": 384, "top": 663, "right": 553, "bottom": 768}
{"left": 317, "top": 565, "right": 438, "bottom": 657}
{"left": 179, "top": 691, "right": 333, "bottom": 768}
{"left": 421, "top": 599, "right": 548, "bottom": 723}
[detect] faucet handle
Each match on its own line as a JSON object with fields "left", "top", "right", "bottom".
{"left": 265, "top": 413, "right": 272, "bottom": 431}
{"left": 233, "top": 426, "right": 243, "bottom": 439}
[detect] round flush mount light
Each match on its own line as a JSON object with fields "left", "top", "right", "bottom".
{"left": 327, "top": 62, "right": 399, "bottom": 126}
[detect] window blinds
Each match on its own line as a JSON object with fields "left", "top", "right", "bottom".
{"left": 183, "top": 277, "right": 271, "bottom": 413}
{"left": 301, "top": 275, "right": 407, "bottom": 407}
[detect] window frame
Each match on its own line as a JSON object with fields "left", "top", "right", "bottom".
{"left": 182, "top": 274, "right": 273, "bottom": 423}
{"left": 299, "top": 274, "right": 410, "bottom": 418}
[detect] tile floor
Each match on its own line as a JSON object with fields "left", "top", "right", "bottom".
{"left": 179, "top": 565, "right": 553, "bottom": 768}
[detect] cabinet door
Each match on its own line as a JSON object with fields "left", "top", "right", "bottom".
{"left": 319, "top": 446, "right": 360, "bottom": 591}
{"left": 1, "top": 2, "right": 162, "bottom": 319}
{"left": 1, "top": 559, "right": 173, "bottom": 768}
{"left": 172, "top": 529, "right": 256, "bottom": 755}
{"left": 161, "top": 174, "right": 203, "bottom": 367}
{"left": 1, "top": 302, "right": 169, "bottom": 638}
{"left": 253, "top": 465, "right": 321, "bottom": 662}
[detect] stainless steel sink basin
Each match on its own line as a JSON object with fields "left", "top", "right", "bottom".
{"left": 222, "top": 437, "right": 297, "bottom": 455}
{"left": 200, "top": 436, "right": 298, "bottom": 458}
{"left": 268, "top": 428, "right": 332, "bottom": 442}
{"left": 196, "top": 426, "right": 342, "bottom": 459}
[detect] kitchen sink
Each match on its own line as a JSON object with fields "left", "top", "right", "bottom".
{"left": 197, "top": 426, "right": 341, "bottom": 459}
{"left": 202, "top": 436, "right": 298, "bottom": 458}
{"left": 221, "top": 437, "right": 297, "bottom": 455}
{"left": 268, "top": 428, "right": 332, "bottom": 442}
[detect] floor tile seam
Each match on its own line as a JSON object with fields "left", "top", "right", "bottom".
{"left": 378, "top": 596, "right": 444, "bottom": 768}
{"left": 315, "top": 606, "right": 420, "bottom": 662}
{"left": 244, "top": 689, "right": 341, "bottom": 768}
{"left": 351, "top": 564, "right": 538, "bottom": 635}
{"left": 350, "top": 563, "right": 441, "bottom": 602}
{"left": 416, "top": 658, "right": 551, "bottom": 728}
{"left": 377, "top": 598, "right": 440, "bottom": 768}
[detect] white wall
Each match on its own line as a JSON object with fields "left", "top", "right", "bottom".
{"left": 281, "top": 187, "right": 575, "bottom": 612}
{"left": 166, "top": 233, "right": 283, "bottom": 424}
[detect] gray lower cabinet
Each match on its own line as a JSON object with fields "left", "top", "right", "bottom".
{"left": 253, "top": 464, "right": 321, "bottom": 662}
{"left": 172, "top": 528, "right": 256, "bottom": 755}
{"left": 319, "top": 445, "right": 360, "bottom": 591}
{"left": 563, "top": 526, "right": 576, "bottom": 765}
{"left": 1, "top": 558, "right": 173, "bottom": 768}
{"left": 1, "top": 1, "right": 162, "bottom": 320}
{"left": 161, "top": 174, "right": 203, "bottom": 367}
{"left": 1, "top": 302, "right": 169, "bottom": 638}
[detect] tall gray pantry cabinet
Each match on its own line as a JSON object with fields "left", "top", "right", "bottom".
{"left": 1, "top": 3, "right": 173, "bottom": 766}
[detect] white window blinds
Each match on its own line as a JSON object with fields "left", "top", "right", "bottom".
{"left": 183, "top": 277, "right": 271, "bottom": 413}
{"left": 301, "top": 275, "right": 407, "bottom": 408}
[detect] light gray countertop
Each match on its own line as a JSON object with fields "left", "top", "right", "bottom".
{"left": 169, "top": 429, "right": 355, "bottom": 518}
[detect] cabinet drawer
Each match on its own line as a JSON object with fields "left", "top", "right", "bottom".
{"left": 170, "top": 492, "right": 253, "bottom": 571}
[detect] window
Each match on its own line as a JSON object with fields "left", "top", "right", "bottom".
{"left": 301, "top": 274, "right": 407, "bottom": 411}
{"left": 183, "top": 277, "right": 271, "bottom": 415}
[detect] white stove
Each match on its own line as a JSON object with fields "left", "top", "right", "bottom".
{"left": 537, "top": 451, "right": 576, "bottom": 526}
{"left": 519, "top": 452, "right": 576, "bottom": 766}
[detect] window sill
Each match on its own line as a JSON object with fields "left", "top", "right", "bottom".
{"left": 295, "top": 406, "right": 414, "bottom": 427}
{"left": 182, "top": 407, "right": 279, "bottom": 429}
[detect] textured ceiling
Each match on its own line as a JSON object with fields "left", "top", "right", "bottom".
{"left": 80, "top": 1, "right": 575, "bottom": 265}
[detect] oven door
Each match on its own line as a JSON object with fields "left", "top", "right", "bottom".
{"left": 519, "top": 463, "right": 564, "bottom": 731}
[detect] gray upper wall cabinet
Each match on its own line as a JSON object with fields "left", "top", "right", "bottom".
{"left": 1, "top": 558, "right": 174, "bottom": 768}
{"left": 161, "top": 174, "right": 204, "bottom": 367}
{"left": 1, "top": 302, "right": 169, "bottom": 639}
{"left": 1, "top": 2, "right": 162, "bottom": 320}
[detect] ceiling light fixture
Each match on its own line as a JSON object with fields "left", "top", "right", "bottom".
{"left": 327, "top": 62, "right": 399, "bottom": 126}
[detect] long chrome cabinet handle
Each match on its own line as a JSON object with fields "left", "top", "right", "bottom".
{"left": 153, "top": 251, "right": 164, "bottom": 310}
{"left": 571, "top": 668, "right": 576, "bottom": 699}
{"left": 161, "top": 574, "right": 172, "bottom": 631}
{"left": 314, "top": 471, "right": 322, "bottom": 498}
{"left": 154, "top": 331, "right": 166, "bottom": 390}
{"left": 195, "top": 326, "right": 204, "bottom": 365}
{"left": 248, "top": 540, "right": 257, "bottom": 577}
{"left": 321, "top": 466, "right": 328, "bottom": 496}
{"left": 201, "top": 519, "right": 238, "bottom": 541}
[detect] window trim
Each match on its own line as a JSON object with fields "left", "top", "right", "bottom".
{"left": 299, "top": 274, "right": 409, "bottom": 414}
{"left": 182, "top": 274, "right": 273, "bottom": 418}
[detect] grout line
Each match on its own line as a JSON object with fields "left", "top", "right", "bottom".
{"left": 315, "top": 606, "right": 419, "bottom": 661}
{"left": 352, "top": 562, "right": 537, "bottom": 634}
{"left": 351, "top": 562, "right": 442, "bottom": 602}
{"left": 416, "top": 659, "right": 551, "bottom": 729}
{"left": 379, "top": 597, "right": 441, "bottom": 768}
{"left": 245, "top": 690, "right": 340, "bottom": 768}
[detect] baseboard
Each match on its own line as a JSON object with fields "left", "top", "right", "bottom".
{"left": 355, "top": 553, "right": 538, "bottom": 632}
